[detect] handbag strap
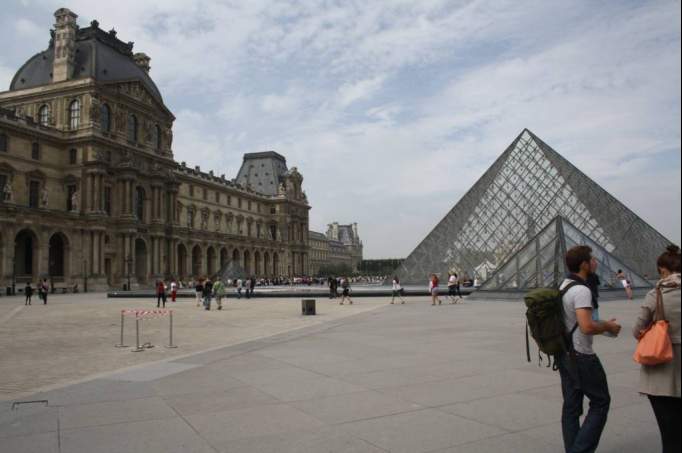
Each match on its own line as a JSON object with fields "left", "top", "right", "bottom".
{"left": 654, "top": 287, "right": 667, "bottom": 322}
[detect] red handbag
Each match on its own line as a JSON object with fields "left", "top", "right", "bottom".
{"left": 633, "top": 288, "right": 674, "bottom": 366}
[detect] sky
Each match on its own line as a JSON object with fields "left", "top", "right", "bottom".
{"left": 1, "top": 0, "right": 680, "bottom": 258}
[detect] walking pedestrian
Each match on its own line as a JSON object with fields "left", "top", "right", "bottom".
{"left": 203, "top": 278, "right": 213, "bottom": 310}
{"left": 24, "top": 282, "right": 33, "bottom": 305}
{"left": 328, "top": 276, "right": 336, "bottom": 299}
{"left": 214, "top": 279, "right": 225, "bottom": 310}
{"left": 429, "top": 274, "right": 441, "bottom": 305}
{"left": 617, "top": 269, "right": 633, "bottom": 300}
{"left": 339, "top": 277, "right": 353, "bottom": 305}
{"left": 170, "top": 279, "right": 177, "bottom": 302}
{"left": 391, "top": 276, "right": 406, "bottom": 304}
{"left": 194, "top": 278, "right": 204, "bottom": 307}
{"left": 236, "top": 278, "right": 243, "bottom": 299}
{"left": 248, "top": 276, "right": 256, "bottom": 298}
{"left": 632, "top": 245, "right": 680, "bottom": 453}
{"left": 447, "top": 272, "right": 462, "bottom": 304}
{"left": 156, "top": 280, "right": 167, "bottom": 308}
{"left": 557, "top": 245, "right": 621, "bottom": 453}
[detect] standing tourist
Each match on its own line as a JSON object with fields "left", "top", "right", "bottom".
{"left": 170, "top": 279, "right": 178, "bottom": 302}
{"left": 632, "top": 245, "right": 681, "bottom": 453}
{"left": 156, "top": 280, "right": 167, "bottom": 308}
{"left": 203, "top": 278, "right": 213, "bottom": 310}
{"left": 391, "top": 276, "right": 406, "bottom": 304}
{"left": 236, "top": 278, "right": 243, "bottom": 299}
{"left": 214, "top": 279, "right": 225, "bottom": 310}
{"left": 40, "top": 278, "right": 49, "bottom": 305}
{"left": 24, "top": 282, "right": 33, "bottom": 305}
{"left": 557, "top": 245, "right": 621, "bottom": 453}
{"left": 194, "top": 278, "right": 204, "bottom": 307}
{"left": 248, "top": 276, "right": 256, "bottom": 298}
{"left": 328, "top": 276, "right": 336, "bottom": 299}
{"left": 429, "top": 274, "right": 441, "bottom": 306}
{"left": 339, "top": 277, "right": 353, "bottom": 305}
{"left": 617, "top": 269, "right": 633, "bottom": 300}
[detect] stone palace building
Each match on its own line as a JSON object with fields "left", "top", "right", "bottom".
{"left": 308, "top": 223, "right": 363, "bottom": 276}
{"left": 0, "top": 8, "right": 311, "bottom": 291}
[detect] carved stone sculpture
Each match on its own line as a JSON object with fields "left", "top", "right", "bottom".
{"left": 3, "top": 181, "right": 13, "bottom": 202}
{"left": 70, "top": 190, "right": 79, "bottom": 212}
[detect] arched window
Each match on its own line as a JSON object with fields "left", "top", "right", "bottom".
{"left": 135, "top": 187, "right": 145, "bottom": 221}
{"left": 38, "top": 105, "right": 50, "bottom": 126}
{"left": 127, "top": 113, "right": 138, "bottom": 142}
{"left": 153, "top": 124, "right": 161, "bottom": 150}
{"left": 69, "top": 99, "right": 80, "bottom": 130}
{"left": 100, "top": 104, "right": 111, "bottom": 132}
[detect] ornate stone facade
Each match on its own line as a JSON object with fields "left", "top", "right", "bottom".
{"left": 308, "top": 222, "right": 363, "bottom": 275}
{"left": 0, "top": 9, "right": 310, "bottom": 291}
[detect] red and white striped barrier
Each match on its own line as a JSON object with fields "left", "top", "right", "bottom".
{"left": 121, "top": 309, "right": 172, "bottom": 318}
{"left": 115, "top": 309, "right": 177, "bottom": 350}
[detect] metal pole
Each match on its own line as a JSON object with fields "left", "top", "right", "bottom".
{"left": 166, "top": 311, "right": 177, "bottom": 348}
{"left": 115, "top": 311, "right": 129, "bottom": 347}
{"left": 132, "top": 316, "right": 143, "bottom": 352}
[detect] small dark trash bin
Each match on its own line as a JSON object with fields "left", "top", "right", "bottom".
{"left": 302, "top": 299, "right": 316, "bottom": 315}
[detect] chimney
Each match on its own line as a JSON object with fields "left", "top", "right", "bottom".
{"left": 52, "top": 8, "right": 78, "bottom": 82}
{"left": 133, "top": 52, "right": 151, "bottom": 73}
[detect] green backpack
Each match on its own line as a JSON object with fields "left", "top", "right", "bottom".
{"left": 524, "top": 282, "right": 581, "bottom": 368}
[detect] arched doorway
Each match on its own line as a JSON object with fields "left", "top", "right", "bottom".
{"left": 207, "top": 246, "right": 216, "bottom": 276}
{"left": 273, "top": 252, "right": 279, "bottom": 277}
{"left": 191, "top": 245, "right": 203, "bottom": 277}
{"left": 177, "top": 243, "right": 187, "bottom": 278}
{"left": 134, "top": 238, "right": 148, "bottom": 283}
{"left": 264, "top": 252, "right": 270, "bottom": 278}
{"left": 48, "top": 233, "right": 69, "bottom": 281}
{"left": 232, "top": 248, "right": 241, "bottom": 266}
{"left": 14, "top": 229, "right": 38, "bottom": 280}
{"left": 220, "top": 248, "right": 229, "bottom": 270}
{"left": 243, "top": 250, "right": 251, "bottom": 275}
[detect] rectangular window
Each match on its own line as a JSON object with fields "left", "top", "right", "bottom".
{"left": 0, "top": 133, "right": 7, "bottom": 152}
{"left": 215, "top": 192, "right": 220, "bottom": 203}
{"left": 203, "top": 188, "right": 207, "bottom": 200}
{"left": 248, "top": 200, "right": 252, "bottom": 211}
{"left": 69, "top": 148, "right": 77, "bottom": 164}
{"left": 31, "top": 143, "right": 40, "bottom": 160}
{"left": 189, "top": 185, "right": 194, "bottom": 197}
{"left": 227, "top": 195, "right": 232, "bottom": 206}
{"left": 29, "top": 181, "right": 40, "bottom": 208}
{"left": 238, "top": 198, "right": 242, "bottom": 209}
{"left": 0, "top": 175, "right": 7, "bottom": 197}
{"left": 103, "top": 186, "right": 112, "bottom": 215}
{"left": 66, "top": 185, "right": 76, "bottom": 211}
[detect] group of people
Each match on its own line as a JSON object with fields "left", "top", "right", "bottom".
{"left": 23, "top": 279, "right": 50, "bottom": 305}
{"left": 556, "top": 244, "right": 680, "bottom": 453}
{"left": 427, "top": 272, "right": 464, "bottom": 305}
{"left": 327, "top": 276, "right": 354, "bottom": 305}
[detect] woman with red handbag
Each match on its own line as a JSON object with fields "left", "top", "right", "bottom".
{"left": 633, "top": 245, "right": 680, "bottom": 453}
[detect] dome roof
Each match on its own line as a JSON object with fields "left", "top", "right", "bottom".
{"left": 10, "top": 23, "right": 163, "bottom": 103}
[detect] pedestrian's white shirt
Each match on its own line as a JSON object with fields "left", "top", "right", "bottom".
{"left": 392, "top": 280, "right": 401, "bottom": 290}
{"left": 560, "top": 279, "right": 594, "bottom": 355}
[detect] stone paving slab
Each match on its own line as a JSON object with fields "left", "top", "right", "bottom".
{"left": 0, "top": 296, "right": 665, "bottom": 452}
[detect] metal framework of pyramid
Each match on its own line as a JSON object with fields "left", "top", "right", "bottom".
{"left": 395, "top": 129, "right": 671, "bottom": 286}
{"left": 479, "top": 216, "right": 652, "bottom": 291}
{"left": 214, "top": 261, "right": 247, "bottom": 281}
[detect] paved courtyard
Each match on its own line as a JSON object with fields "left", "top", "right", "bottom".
{"left": 0, "top": 294, "right": 661, "bottom": 452}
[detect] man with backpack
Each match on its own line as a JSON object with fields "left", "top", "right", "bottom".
{"left": 558, "top": 245, "right": 621, "bottom": 453}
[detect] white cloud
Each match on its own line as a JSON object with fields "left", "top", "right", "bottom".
{"left": 1, "top": 0, "right": 679, "bottom": 258}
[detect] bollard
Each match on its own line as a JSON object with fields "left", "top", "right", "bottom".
{"left": 132, "top": 316, "right": 144, "bottom": 352}
{"left": 115, "top": 311, "right": 129, "bottom": 348}
{"left": 166, "top": 310, "right": 178, "bottom": 348}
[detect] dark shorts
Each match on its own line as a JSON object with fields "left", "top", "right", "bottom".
{"left": 343, "top": 288, "right": 350, "bottom": 296}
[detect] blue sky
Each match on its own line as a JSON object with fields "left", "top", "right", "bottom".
{"left": 1, "top": 0, "right": 680, "bottom": 258}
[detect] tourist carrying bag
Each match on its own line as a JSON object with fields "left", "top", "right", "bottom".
{"left": 633, "top": 287, "right": 673, "bottom": 366}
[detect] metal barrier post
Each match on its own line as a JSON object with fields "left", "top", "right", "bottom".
{"left": 166, "top": 310, "right": 177, "bottom": 348}
{"left": 132, "top": 316, "right": 144, "bottom": 352}
{"left": 115, "top": 311, "right": 129, "bottom": 348}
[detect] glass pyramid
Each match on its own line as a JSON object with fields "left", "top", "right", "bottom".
{"left": 395, "top": 129, "right": 671, "bottom": 285}
{"left": 480, "top": 216, "right": 651, "bottom": 291}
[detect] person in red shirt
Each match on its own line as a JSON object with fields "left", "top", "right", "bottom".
{"left": 156, "top": 280, "right": 167, "bottom": 308}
